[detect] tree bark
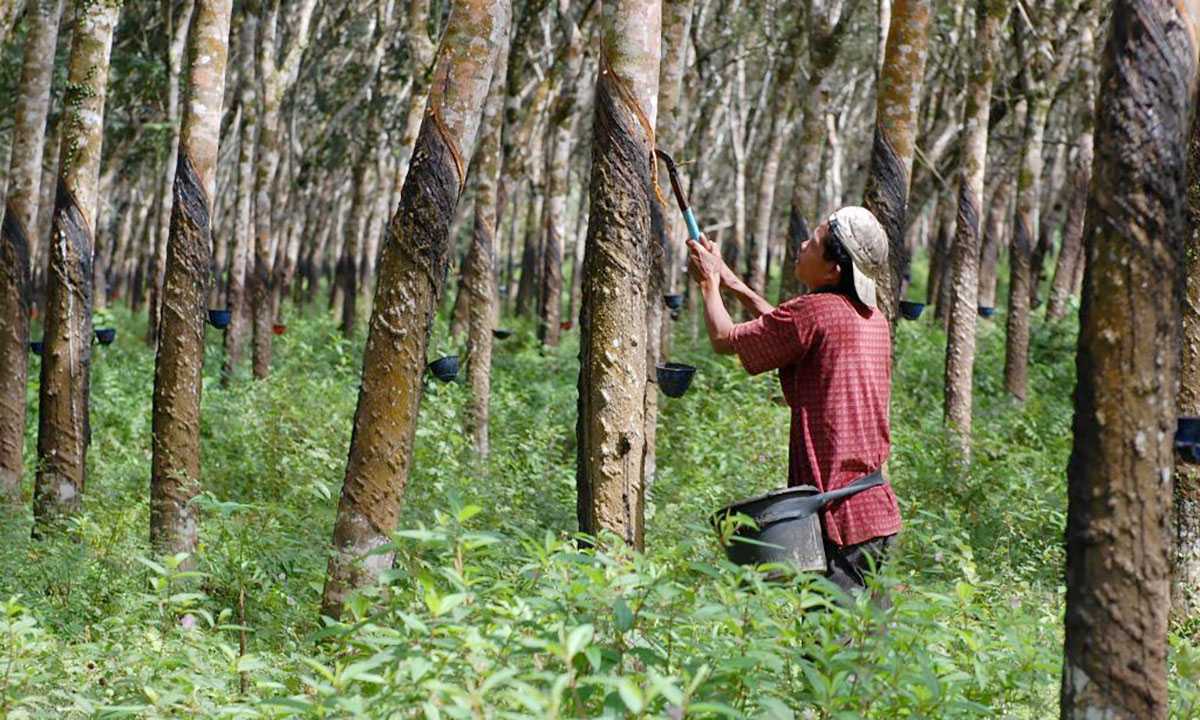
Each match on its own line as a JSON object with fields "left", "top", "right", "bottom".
{"left": 464, "top": 42, "right": 509, "bottom": 461}
{"left": 33, "top": 0, "right": 121, "bottom": 531}
{"left": 576, "top": 0, "right": 660, "bottom": 549}
{"left": 148, "top": 0, "right": 196, "bottom": 346}
{"left": 320, "top": 0, "right": 510, "bottom": 618}
{"left": 863, "top": 0, "right": 932, "bottom": 330}
{"left": 977, "top": 170, "right": 1010, "bottom": 309}
{"left": 1047, "top": 25, "right": 1098, "bottom": 321}
{"left": 0, "top": 0, "right": 65, "bottom": 504}
{"left": 943, "top": 0, "right": 1006, "bottom": 452}
{"left": 1061, "top": 3, "right": 1200, "bottom": 717}
{"left": 222, "top": 9, "right": 256, "bottom": 384}
{"left": 150, "top": 0, "right": 233, "bottom": 563}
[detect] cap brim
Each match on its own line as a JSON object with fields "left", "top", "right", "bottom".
{"left": 852, "top": 263, "right": 877, "bottom": 309}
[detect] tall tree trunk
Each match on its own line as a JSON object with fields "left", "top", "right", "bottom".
{"left": 150, "top": 0, "right": 233, "bottom": 563}
{"left": 31, "top": 113, "right": 61, "bottom": 306}
{"left": 320, "top": 0, "right": 510, "bottom": 618}
{"left": 863, "top": 0, "right": 932, "bottom": 329}
{"left": 221, "top": 11, "right": 256, "bottom": 384}
{"left": 148, "top": 0, "right": 196, "bottom": 346}
{"left": 250, "top": 0, "right": 318, "bottom": 379}
{"left": 33, "top": 0, "right": 121, "bottom": 531}
{"left": 464, "top": 42, "right": 509, "bottom": 460}
{"left": 339, "top": 143, "right": 373, "bottom": 338}
{"left": 943, "top": 0, "right": 1005, "bottom": 451}
{"left": 977, "top": 170, "right": 1010, "bottom": 309}
{"left": 1047, "top": 24, "right": 1097, "bottom": 321}
{"left": 576, "top": 0, "right": 660, "bottom": 549}
{"left": 1003, "top": 95, "right": 1049, "bottom": 401}
{"left": 0, "top": 0, "right": 65, "bottom": 504}
{"left": 1061, "top": 2, "right": 1200, "bottom": 716}
{"left": 394, "top": 0, "right": 436, "bottom": 192}
{"left": 0, "top": 0, "right": 27, "bottom": 46}
{"left": 1178, "top": 92, "right": 1200, "bottom": 627}
{"left": 537, "top": 21, "right": 585, "bottom": 348}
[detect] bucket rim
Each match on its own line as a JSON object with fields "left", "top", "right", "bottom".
{"left": 710, "top": 484, "right": 820, "bottom": 526}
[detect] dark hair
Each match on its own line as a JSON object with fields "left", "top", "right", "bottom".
{"left": 819, "top": 229, "right": 859, "bottom": 300}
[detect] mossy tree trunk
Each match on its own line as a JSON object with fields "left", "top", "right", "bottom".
{"left": 1061, "top": 2, "right": 1200, "bottom": 716}
{"left": 150, "top": 0, "right": 233, "bottom": 563}
{"left": 0, "top": 0, "right": 66, "bottom": 504}
{"left": 576, "top": 0, "right": 660, "bottom": 549}
{"left": 320, "top": 0, "right": 510, "bottom": 618}
{"left": 943, "top": 0, "right": 1007, "bottom": 452}
{"left": 862, "top": 0, "right": 932, "bottom": 330}
{"left": 33, "top": 0, "right": 122, "bottom": 532}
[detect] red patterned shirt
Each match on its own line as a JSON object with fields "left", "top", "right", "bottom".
{"left": 728, "top": 292, "right": 901, "bottom": 547}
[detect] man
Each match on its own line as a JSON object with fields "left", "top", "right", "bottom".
{"left": 687, "top": 206, "right": 901, "bottom": 594}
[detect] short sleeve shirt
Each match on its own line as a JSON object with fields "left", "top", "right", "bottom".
{"left": 728, "top": 292, "right": 901, "bottom": 547}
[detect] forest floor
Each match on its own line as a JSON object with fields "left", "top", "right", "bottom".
{"left": 2, "top": 285, "right": 1199, "bottom": 718}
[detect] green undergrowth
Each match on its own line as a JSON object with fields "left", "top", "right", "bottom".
{"left": 1, "top": 298, "right": 1197, "bottom": 718}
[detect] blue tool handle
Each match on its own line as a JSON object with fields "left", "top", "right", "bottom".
{"left": 684, "top": 208, "right": 701, "bottom": 240}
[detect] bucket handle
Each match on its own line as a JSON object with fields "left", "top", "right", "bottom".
{"left": 754, "top": 470, "right": 884, "bottom": 526}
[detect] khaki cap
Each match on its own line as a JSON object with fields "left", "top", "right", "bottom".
{"left": 828, "top": 206, "right": 888, "bottom": 309}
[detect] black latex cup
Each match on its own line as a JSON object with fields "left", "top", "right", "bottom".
{"left": 978, "top": 305, "right": 996, "bottom": 319}
{"left": 95, "top": 328, "right": 117, "bottom": 345}
{"left": 208, "top": 309, "right": 232, "bottom": 329}
{"left": 656, "top": 362, "right": 696, "bottom": 398}
{"left": 428, "top": 355, "right": 459, "bottom": 382}
{"left": 663, "top": 294, "right": 684, "bottom": 311}
{"left": 1177, "top": 416, "right": 1200, "bottom": 463}
{"left": 899, "top": 300, "right": 925, "bottom": 320}
{"left": 30, "top": 341, "right": 43, "bottom": 356}
{"left": 492, "top": 329, "right": 513, "bottom": 340}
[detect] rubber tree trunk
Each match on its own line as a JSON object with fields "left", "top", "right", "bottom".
{"left": 862, "top": 0, "right": 932, "bottom": 330}
{"left": 148, "top": 0, "right": 195, "bottom": 346}
{"left": 150, "top": 0, "right": 233, "bottom": 563}
{"left": 655, "top": 0, "right": 693, "bottom": 300}
{"left": 0, "top": 0, "right": 65, "bottom": 504}
{"left": 222, "top": 9, "right": 256, "bottom": 384}
{"left": 320, "top": 0, "right": 510, "bottom": 618}
{"left": 33, "top": 0, "right": 121, "bottom": 532}
{"left": 576, "top": 0, "right": 660, "bottom": 549}
{"left": 0, "top": 0, "right": 27, "bottom": 46}
{"left": 1175, "top": 73, "right": 1200, "bottom": 626}
{"left": 31, "top": 113, "right": 60, "bottom": 303}
{"left": 1061, "top": 3, "right": 1200, "bottom": 717}
{"left": 339, "top": 141, "right": 374, "bottom": 338}
{"left": 1047, "top": 23, "right": 1097, "bottom": 321}
{"left": 1003, "top": 93, "right": 1049, "bottom": 401}
{"left": 464, "top": 43, "right": 509, "bottom": 461}
{"left": 537, "top": 21, "right": 585, "bottom": 348}
{"left": 943, "top": 0, "right": 1006, "bottom": 452}
{"left": 779, "top": 1, "right": 856, "bottom": 303}
{"left": 250, "top": 0, "right": 318, "bottom": 379}
{"left": 977, "top": 171, "right": 1010, "bottom": 309}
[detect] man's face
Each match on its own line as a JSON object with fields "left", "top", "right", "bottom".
{"left": 793, "top": 220, "right": 840, "bottom": 287}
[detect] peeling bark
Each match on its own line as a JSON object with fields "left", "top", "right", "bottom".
{"left": 321, "top": 0, "right": 510, "bottom": 618}
{"left": 1061, "top": 2, "right": 1200, "bottom": 716}
{"left": 34, "top": 1, "right": 121, "bottom": 531}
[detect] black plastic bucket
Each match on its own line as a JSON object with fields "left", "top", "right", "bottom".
{"left": 663, "top": 294, "right": 684, "bottom": 311}
{"left": 978, "top": 305, "right": 996, "bottom": 319}
{"left": 29, "top": 341, "right": 43, "bottom": 356}
{"left": 208, "top": 309, "right": 231, "bottom": 329}
{"left": 899, "top": 300, "right": 925, "bottom": 320}
{"left": 492, "top": 328, "right": 513, "bottom": 340}
{"left": 94, "top": 328, "right": 116, "bottom": 345}
{"left": 1177, "top": 416, "right": 1200, "bottom": 463}
{"left": 428, "top": 355, "right": 459, "bottom": 382}
{"left": 711, "top": 485, "right": 826, "bottom": 573}
{"left": 656, "top": 362, "right": 696, "bottom": 398}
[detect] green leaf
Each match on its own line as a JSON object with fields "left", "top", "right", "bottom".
{"left": 613, "top": 598, "right": 634, "bottom": 633}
